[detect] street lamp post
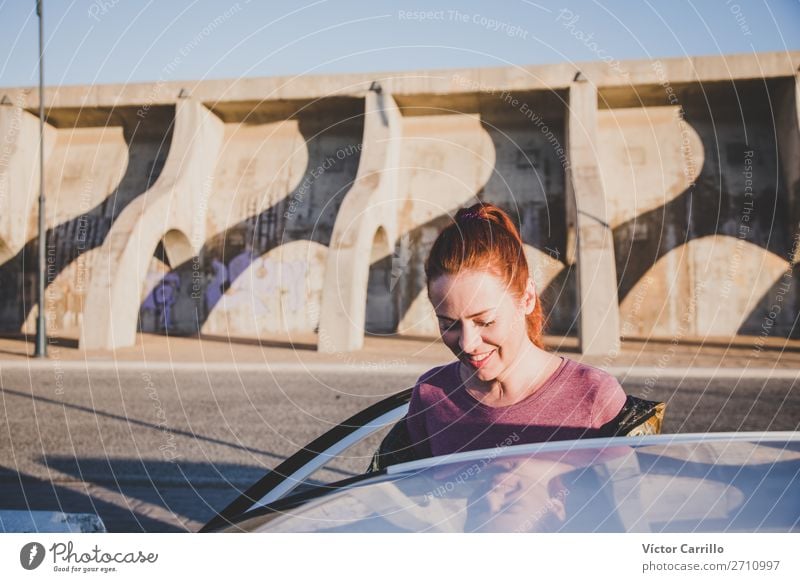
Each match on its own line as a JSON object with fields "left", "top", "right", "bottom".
{"left": 34, "top": 0, "right": 47, "bottom": 358}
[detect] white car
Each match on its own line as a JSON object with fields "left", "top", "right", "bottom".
{"left": 201, "top": 389, "right": 800, "bottom": 533}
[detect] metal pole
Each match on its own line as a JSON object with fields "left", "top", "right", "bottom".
{"left": 34, "top": 0, "right": 47, "bottom": 358}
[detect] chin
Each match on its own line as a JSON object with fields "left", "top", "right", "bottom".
{"left": 467, "top": 363, "right": 499, "bottom": 383}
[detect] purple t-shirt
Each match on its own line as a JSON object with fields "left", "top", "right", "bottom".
{"left": 405, "top": 357, "right": 627, "bottom": 458}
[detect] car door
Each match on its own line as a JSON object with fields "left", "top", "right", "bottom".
{"left": 200, "top": 388, "right": 411, "bottom": 532}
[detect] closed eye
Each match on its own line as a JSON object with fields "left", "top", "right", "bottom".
{"left": 476, "top": 320, "right": 495, "bottom": 327}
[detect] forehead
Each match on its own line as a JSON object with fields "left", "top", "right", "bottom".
{"left": 428, "top": 270, "right": 513, "bottom": 313}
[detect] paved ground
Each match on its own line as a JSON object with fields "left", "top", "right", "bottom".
{"left": 2, "top": 330, "right": 800, "bottom": 368}
{"left": 1, "top": 332, "right": 798, "bottom": 532}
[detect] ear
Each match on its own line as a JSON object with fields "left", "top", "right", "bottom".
{"left": 522, "top": 278, "right": 537, "bottom": 315}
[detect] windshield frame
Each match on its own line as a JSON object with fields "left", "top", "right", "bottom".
{"left": 200, "top": 388, "right": 412, "bottom": 532}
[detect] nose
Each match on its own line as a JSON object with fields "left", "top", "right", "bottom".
{"left": 459, "top": 322, "right": 481, "bottom": 354}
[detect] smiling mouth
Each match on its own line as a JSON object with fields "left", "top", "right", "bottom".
{"left": 462, "top": 350, "right": 496, "bottom": 368}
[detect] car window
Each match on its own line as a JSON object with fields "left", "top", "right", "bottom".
{"left": 294, "top": 421, "right": 395, "bottom": 492}
{"left": 230, "top": 438, "right": 800, "bottom": 533}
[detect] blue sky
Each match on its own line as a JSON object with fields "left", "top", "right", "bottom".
{"left": 0, "top": 0, "right": 798, "bottom": 88}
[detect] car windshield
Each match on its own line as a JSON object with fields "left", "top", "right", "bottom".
{"left": 229, "top": 436, "right": 800, "bottom": 532}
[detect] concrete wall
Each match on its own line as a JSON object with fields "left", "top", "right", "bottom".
{"left": 139, "top": 99, "right": 363, "bottom": 339}
{"left": 391, "top": 90, "right": 574, "bottom": 338}
{"left": 602, "top": 79, "right": 798, "bottom": 340}
{"left": 1, "top": 51, "right": 797, "bottom": 352}
{"left": 0, "top": 105, "right": 172, "bottom": 336}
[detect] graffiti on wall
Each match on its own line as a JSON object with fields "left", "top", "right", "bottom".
{"left": 138, "top": 240, "right": 326, "bottom": 337}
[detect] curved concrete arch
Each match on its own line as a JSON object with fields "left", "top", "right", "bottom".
{"left": 81, "top": 100, "right": 223, "bottom": 350}
{"left": 565, "top": 80, "right": 621, "bottom": 355}
{"left": 136, "top": 228, "right": 193, "bottom": 334}
{"left": 161, "top": 227, "right": 195, "bottom": 268}
{"left": 370, "top": 225, "right": 391, "bottom": 260}
{"left": 6, "top": 107, "right": 175, "bottom": 336}
{"left": 0, "top": 104, "right": 55, "bottom": 263}
{"left": 364, "top": 225, "right": 397, "bottom": 334}
{"left": 318, "top": 89, "right": 402, "bottom": 353}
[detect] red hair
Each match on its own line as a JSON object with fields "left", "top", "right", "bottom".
{"left": 425, "top": 203, "right": 546, "bottom": 349}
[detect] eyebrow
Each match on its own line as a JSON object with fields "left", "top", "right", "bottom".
{"left": 435, "top": 308, "right": 494, "bottom": 322}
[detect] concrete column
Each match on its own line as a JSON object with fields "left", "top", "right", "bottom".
{"left": 0, "top": 102, "right": 55, "bottom": 263}
{"left": 80, "top": 99, "right": 223, "bottom": 350}
{"left": 317, "top": 86, "right": 402, "bottom": 353}
{"left": 565, "top": 77, "right": 621, "bottom": 356}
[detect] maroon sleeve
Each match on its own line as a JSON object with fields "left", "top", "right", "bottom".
{"left": 591, "top": 374, "right": 627, "bottom": 428}
{"left": 405, "top": 384, "right": 433, "bottom": 459}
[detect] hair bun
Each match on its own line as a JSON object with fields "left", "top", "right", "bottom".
{"left": 455, "top": 206, "right": 486, "bottom": 222}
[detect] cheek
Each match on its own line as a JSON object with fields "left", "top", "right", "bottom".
{"left": 487, "top": 323, "right": 522, "bottom": 351}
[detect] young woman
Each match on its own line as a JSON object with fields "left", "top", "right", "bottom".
{"left": 404, "top": 202, "right": 628, "bottom": 459}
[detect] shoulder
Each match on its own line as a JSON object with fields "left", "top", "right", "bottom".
{"left": 410, "top": 362, "right": 459, "bottom": 404}
{"left": 561, "top": 358, "right": 627, "bottom": 425}
{"left": 562, "top": 358, "right": 622, "bottom": 392}
{"left": 416, "top": 361, "right": 459, "bottom": 387}
{"left": 415, "top": 362, "right": 459, "bottom": 389}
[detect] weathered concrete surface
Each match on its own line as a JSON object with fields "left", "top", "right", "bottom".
{"left": 1, "top": 51, "right": 798, "bottom": 355}
{"left": 566, "top": 79, "right": 621, "bottom": 356}
{"left": 81, "top": 100, "right": 223, "bottom": 349}
{"left": 606, "top": 78, "right": 799, "bottom": 340}
{"left": 5, "top": 52, "right": 798, "bottom": 108}
{"left": 598, "top": 104, "right": 703, "bottom": 339}
{"left": 190, "top": 98, "right": 363, "bottom": 339}
{"left": 0, "top": 104, "right": 54, "bottom": 264}
{"left": 392, "top": 111, "right": 495, "bottom": 336}
{"left": 1, "top": 105, "right": 175, "bottom": 337}
{"left": 318, "top": 88, "right": 402, "bottom": 353}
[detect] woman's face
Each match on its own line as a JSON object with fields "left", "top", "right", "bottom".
{"left": 428, "top": 269, "right": 534, "bottom": 383}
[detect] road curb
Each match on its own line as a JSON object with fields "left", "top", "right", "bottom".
{"left": 1, "top": 360, "right": 798, "bottom": 379}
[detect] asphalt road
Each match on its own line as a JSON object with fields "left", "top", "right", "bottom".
{"left": 1, "top": 366, "right": 798, "bottom": 532}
